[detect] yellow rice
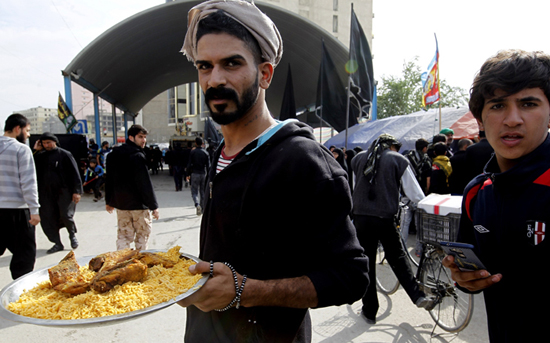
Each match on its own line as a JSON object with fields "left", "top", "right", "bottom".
{"left": 7, "top": 246, "right": 202, "bottom": 320}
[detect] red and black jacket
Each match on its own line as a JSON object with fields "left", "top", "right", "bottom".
{"left": 459, "top": 134, "right": 550, "bottom": 343}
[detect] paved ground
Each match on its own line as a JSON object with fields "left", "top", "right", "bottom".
{"left": 0, "top": 169, "right": 489, "bottom": 342}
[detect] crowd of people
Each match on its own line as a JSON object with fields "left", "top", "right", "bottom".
{"left": 325, "top": 127, "right": 494, "bottom": 324}
{"left": 1, "top": 1, "right": 548, "bottom": 342}
{"left": 163, "top": 137, "right": 212, "bottom": 215}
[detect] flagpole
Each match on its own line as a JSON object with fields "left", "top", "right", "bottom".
{"left": 436, "top": 33, "right": 441, "bottom": 131}
{"left": 343, "top": 4, "right": 355, "bottom": 150}
{"left": 319, "top": 52, "right": 323, "bottom": 144}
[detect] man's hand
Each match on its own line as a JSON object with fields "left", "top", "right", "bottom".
{"left": 152, "top": 209, "right": 160, "bottom": 220}
{"left": 442, "top": 255, "right": 502, "bottom": 292}
{"left": 177, "top": 261, "right": 239, "bottom": 312}
{"left": 29, "top": 214, "right": 40, "bottom": 226}
{"left": 177, "top": 262, "right": 318, "bottom": 311}
{"left": 33, "top": 140, "right": 43, "bottom": 151}
{"left": 72, "top": 194, "right": 81, "bottom": 204}
{"left": 106, "top": 205, "right": 114, "bottom": 214}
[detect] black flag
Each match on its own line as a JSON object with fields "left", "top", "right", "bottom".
{"left": 348, "top": 5, "right": 374, "bottom": 119}
{"left": 57, "top": 92, "right": 78, "bottom": 133}
{"left": 279, "top": 65, "right": 297, "bottom": 120}
{"left": 316, "top": 41, "right": 357, "bottom": 132}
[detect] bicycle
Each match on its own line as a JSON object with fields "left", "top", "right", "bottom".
{"left": 375, "top": 199, "right": 474, "bottom": 333}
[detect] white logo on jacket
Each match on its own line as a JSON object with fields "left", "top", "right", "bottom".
{"left": 474, "top": 225, "right": 490, "bottom": 234}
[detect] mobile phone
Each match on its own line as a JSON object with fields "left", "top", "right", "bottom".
{"left": 439, "top": 241, "right": 487, "bottom": 272}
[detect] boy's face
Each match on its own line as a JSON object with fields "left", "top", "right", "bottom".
{"left": 478, "top": 87, "right": 550, "bottom": 172}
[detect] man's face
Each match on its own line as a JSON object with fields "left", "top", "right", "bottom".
{"left": 479, "top": 87, "right": 550, "bottom": 171}
{"left": 195, "top": 33, "right": 262, "bottom": 125}
{"left": 445, "top": 134, "right": 453, "bottom": 145}
{"left": 41, "top": 139, "right": 57, "bottom": 151}
{"left": 129, "top": 133, "right": 147, "bottom": 148}
{"left": 16, "top": 124, "right": 31, "bottom": 143}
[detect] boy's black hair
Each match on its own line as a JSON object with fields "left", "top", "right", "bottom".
{"left": 433, "top": 142, "right": 448, "bottom": 156}
{"left": 469, "top": 49, "right": 550, "bottom": 120}
{"left": 128, "top": 124, "right": 148, "bottom": 138}
{"left": 415, "top": 138, "right": 429, "bottom": 151}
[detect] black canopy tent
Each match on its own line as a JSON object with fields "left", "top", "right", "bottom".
{"left": 62, "top": 0, "right": 351, "bottom": 143}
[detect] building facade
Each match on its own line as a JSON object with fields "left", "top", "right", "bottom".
{"left": 14, "top": 106, "right": 58, "bottom": 134}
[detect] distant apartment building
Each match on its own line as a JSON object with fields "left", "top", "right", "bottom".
{"left": 264, "top": 0, "right": 373, "bottom": 49}
{"left": 14, "top": 106, "right": 58, "bottom": 134}
{"left": 42, "top": 115, "right": 68, "bottom": 134}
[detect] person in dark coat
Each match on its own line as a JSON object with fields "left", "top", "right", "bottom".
{"left": 351, "top": 134, "right": 433, "bottom": 324}
{"left": 172, "top": 142, "right": 192, "bottom": 191}
{"left": 164, "top": 146, "right": 174, "bottom": 176}
{"left": 465, "top": 130, "right": 494, "bottom": 182}
{"left": 331, "top": 148, "right": 348, "bottom": 174}
{"left": 152, "top": 146, "right": 163, "bottom": 174}
{"left": 449, "top": 138, "right": 473, "bottom": 195}
{"left": 428, "top": 142, "right": 452, "bottom": 194}
{"left": 345, "top": 149, "right": 356, "bottom": 192}
{"left": 33, "top": 132, "right": 82, "bottom": 254}
{"left": 178, "top": 3, "right": 369, "bottom": 341}
{"left": 187, "top": 137, "right": 210, "bottom": 215}
{"left": 105, "top": 125, "right": 159, "bottom": 250}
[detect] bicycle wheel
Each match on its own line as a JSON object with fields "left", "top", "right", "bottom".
{"left": 417, "top": 247, "right": 474, "bottom": 332}
{"left": 397, "top": 203, "right": 419, "bottom": 268}
{"left": 402, "top": 236, "right": 419, "bottom": 268}
{"left": 375, "top": 243, "right": 399, "bottom": 295}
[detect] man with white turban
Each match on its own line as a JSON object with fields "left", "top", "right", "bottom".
{"left": 177, "top": 1, "right": 369, "bottom": 342}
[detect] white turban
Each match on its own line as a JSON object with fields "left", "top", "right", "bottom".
{"left": 181, "top": 0, "right": 283, "bottom": 67}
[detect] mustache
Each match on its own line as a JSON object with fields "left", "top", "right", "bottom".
{"left": 204, "top": 87, "right": 239, "bottom": 103}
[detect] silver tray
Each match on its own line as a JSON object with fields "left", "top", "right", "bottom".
{"left": 0, "top": 250, "right": 208, "bottom": 327}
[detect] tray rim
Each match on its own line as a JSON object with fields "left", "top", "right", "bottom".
{"left": 0, "top": 249, "right": 207, "bottom": 327}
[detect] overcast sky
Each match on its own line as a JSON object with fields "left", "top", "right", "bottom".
{"left": 1, "top": 0, "right": 549, "bottom": 129}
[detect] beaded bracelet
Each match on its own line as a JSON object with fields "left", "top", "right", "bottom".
{"left": 235, "top": 275, "right": 247, "bottom": 309}
{"left": 214, "top": 262, "right": 247, "bottom": 312}
{"left": 209, "top": 261, "right": 214, "bottom": 278}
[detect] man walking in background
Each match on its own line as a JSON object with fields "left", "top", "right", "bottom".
{"left": 33, "top": 132, "right": 82, "bottom": 254}
{"left": 105, "top": 124, "right": 159, "bottom": 250}
{"left": 187, "top": 136, "right": 209, "bottom": 215}
{"left": 0, "top": 114, "right": 40, "bottom": 279}
{"left": 351, "top": 134, "right": 433, "bottom": 324}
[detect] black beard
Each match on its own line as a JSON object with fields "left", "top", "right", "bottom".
{"left": 16, "top": 131, "right": 26, "bottom": 143}
{"left": 204, "top": 77, "right": 259, "bottom": 125}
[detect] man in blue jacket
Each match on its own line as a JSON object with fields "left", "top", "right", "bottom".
{"left": 443, "top": 49, "right": 550, "bottom": 342}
